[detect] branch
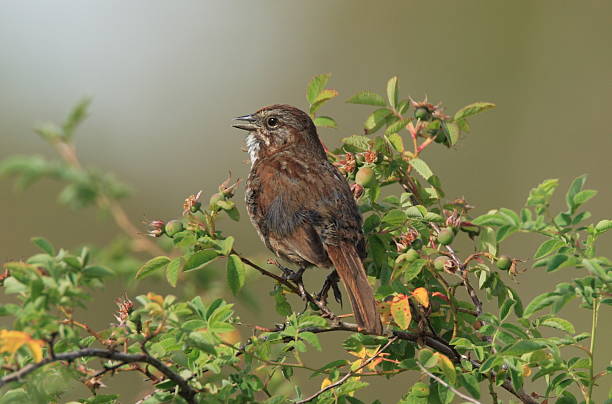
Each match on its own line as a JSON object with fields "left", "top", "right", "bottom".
{"left": 417, "top": 362, "right": 482, "bottom": 404}
{"left": 295, "top": 336, "right": 398, "bottom": 404}
{"left": 0, "top": 348, "right": 197, "bottom": 404}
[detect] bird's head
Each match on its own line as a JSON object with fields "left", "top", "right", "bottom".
{"left": 233, "top": 104, "right": 323, "bottom": 164}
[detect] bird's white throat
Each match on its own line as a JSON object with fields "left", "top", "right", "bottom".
{"left": 246, "top": 134, "right": 261, "bottom": 165}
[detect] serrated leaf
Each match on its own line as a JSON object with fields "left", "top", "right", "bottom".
{"left": 565, "top": 175, "right": 587, "bottom": 212}
{"left": 382, "top": 209, "right": 406, "bottom": 225}
{"left": 166, "top": 257, "right": 182, "bottom": 287}
{"left": 364, "top": 108, "right": 392, "bottom": 133}
{"left": 534, "top": 239, "right": 564, "bottom": 259}
{"left": 572, "top": 189, "right": 597, "bottom": 208}
{"left": 346, "top": 91, "right": 386, "bottom": 106}
{"left": 595, "top": 219, "right": 612, "bottom": 234}
{"left": 409, "top": 158, "right": 433, "bottom": 180}
{"left": 387, "top": 76, "right": 399, "bottom": 109}
{"left": 540, "top": 317, "right": 575, "bottom": 334}
{"left": 30, "top": 237, "right": 55, "bottom": 256}
{"left": 385, "top": 118, "right": 410, "bottom": 136}
{"left": 503, "top": 340, "right": 545, "bottom": 356}
{"left": 306, "top": 73, "right": 331, "bottom": 104}
{"left": 434, "top": 352, "right": 456, "bottom": 384}
{"left": 446, "top": 121, "right": 460, "bottom": 146}
{"left": 313, "top": 116, "right": 337, "bottom": 128}
{"left": 310, "top": 89, "right": 339, "bottom": 115}
{"left": 227, "top": 254, "right": 245, "bottom": 295}
{"left": 342, "top": 134, "right": 371, "bottom": 152}
{"left": 136, "top": 256, "right": 170, "bottom": 279}
{"left": 183, "top": 250, "right": 219, "bottom": 272}
{"left": 523, "top": 292, "right": 557, "bottom": 318}
{"left": 391, "top": 294, "right": 411, "bottom": 329}
{"left": 82, "top": 265, "right": 115, "bottom": 278}
{"left": 385, "top": 133, "right": 404, "bottom": 152}
{"left": 453, "top": 102, "right": 495, "bottom": 121}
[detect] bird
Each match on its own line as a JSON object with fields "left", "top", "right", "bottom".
{"left": 233, "top": 104, "right": 383, "bottom": 334}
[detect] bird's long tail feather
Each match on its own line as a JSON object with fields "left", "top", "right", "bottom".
{"left": 325, "top": 243, "right": 382, "bottom": 334}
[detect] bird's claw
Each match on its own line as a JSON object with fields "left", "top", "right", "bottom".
{"left": 317, "top": 271, "right": 343, "bottom": 307}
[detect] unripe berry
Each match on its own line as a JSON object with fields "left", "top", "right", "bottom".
{"left": 355, "top": 167, "right": 376, "bottom": 188}
{"left": 433, "top": 256, "right": 449, "bottom": 271}
{"left": 496, "top": 255, "right": 512, "bottom": 271}
{"left": 414, "top": 107, "right": 431, "bottom": 121}
{"left": 165, "top": 220, "right": 184, "bottom": 237}
{"left": 437, "top": 228, "right": 454, "bottom": 245}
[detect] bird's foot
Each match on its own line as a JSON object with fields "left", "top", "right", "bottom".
{"left": 268, "top": 259, "right": 305, "bottom": 283}
{"left": 317, "top": 271, "right": 343, "bottom": 306}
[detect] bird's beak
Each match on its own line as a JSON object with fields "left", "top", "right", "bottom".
{"left": 232, "top": 114, "right": 258, "bottom": 131}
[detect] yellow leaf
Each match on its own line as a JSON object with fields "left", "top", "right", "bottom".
{"left": 522, "top": 364, "right": 532, "bottom": 377}
{"left": 0, "top": 330, "right": 44, "bottom": 362}
{"left": 412, "top": 287, "right": 430, "bottom": 308}
{"left": 390, "top": 294, "right": 411, "bottom": 329}
{"left": 378, "top": 301, "right": 393, "bottom": 325}
{"left": 434, "top": 352, "right": 456, "bottom": 383}
{"left": 146, "top": 292, "right": 164, "bottom": 306}
{"left": 320, "top": 377, "right": 332, "bottom": 389}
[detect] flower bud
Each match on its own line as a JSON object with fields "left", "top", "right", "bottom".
{"left": 147, "top": 220, "right": 165, "bottom": 238}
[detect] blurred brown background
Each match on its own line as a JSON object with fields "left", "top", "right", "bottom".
{"left": 0, "top": 1, "right": 610, "bottom": 403}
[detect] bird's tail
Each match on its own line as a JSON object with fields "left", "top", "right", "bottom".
{"left": 325, "top": 242, "right": 382, "bottom": 334}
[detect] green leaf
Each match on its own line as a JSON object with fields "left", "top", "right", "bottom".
{"left": 346, "top": 91, "right": 386, "bottom": 106}
{"left": 594, "top": 219, "right": 612, "bottom": 234}
{"left": 527, "top": 179, "right": 559, "bottom": 209}
{"left": 63, "top": 97, "right": 92, "bottom": 139}
{"left": 385, "top": 119, "right": 410, "bottom": 136}
{"left": 534, "top": 239, "right": 564, "bottom": 259}
{"left": 453, "top": 102, "right": 495, "bottom": 121}
{"left": 460, "top": 373, "right": 480, "bottom": 399}
{"left": 136, "top": 256, "right": 170, "bottom": 279}
{"left": 547, "top": 254, "right": 568, "bottom": 271}
{"left": 364, "top": 108, "right": 392, "bottom": 133}
{"left": 523, "top": 292, "right": 557, "bottom": 318}
{"left": 183, "top": 250, "right": 219, "bottom": 272}
{"left": 30, "top": 237, "right": 55, "bottom": 256}
{"left": 387, "top": 76, "right": 399, "bottom": 109}
{"left": 446, "top": 121, "right": 460, "bottom": 146}
{"left": 273, "top": 286, "right": 292, "bottom": 316}
{"left": 409, "top": 158, "right": 433, "bottom": 180}
{"left": 385, "top": 133, "right": 405, "bottom": 152}
{"left": 342, "top": 134, "right": 371, "bottom": 152}
{"left": 565, "top": 175, "right": 587, "bottom": 212}
{"left": 313, "top": 116, "right": 337, "bottom": 128}
{"left": 582, "top": 258, "right": 609, "bottom": 280}
{"left": 572, "top": 189, "right": 597, "bottom": 208}
{"left": 311, "top": 89, "right": 339, "bottom": 114}
{"left": 540, "top": 317, "right": 575, "bottom": 334}
{"left": 502, "top": 340, "right": 545, "bottom": 356}
{"left": 166, "top": 257, "right": 182, "bottom": 287}
{"left": 82, "top": 265, "right": 115, "bottom": 278}
{"left": 306, "top": 73, "right": 331, "bottom": 104}
{"left": 402, "top": 259, "right": 426, "bottom": 282}
{"left": 227, "top": 254, "right": 246, "bottom": 295}
{"left": 382, "top": 209, "right": 406, "bottom": 226}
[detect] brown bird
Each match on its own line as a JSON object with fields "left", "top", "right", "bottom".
{"left": 233, "top": 104, "right": 382, "bottom": 334}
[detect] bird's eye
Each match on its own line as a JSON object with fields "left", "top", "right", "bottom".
{"left": 266, "top": 117, "right": 279, "bottom": 127}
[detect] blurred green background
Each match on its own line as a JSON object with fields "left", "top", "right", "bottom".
{"left": 1, "top": 1, "right": 610, "bottom": 402}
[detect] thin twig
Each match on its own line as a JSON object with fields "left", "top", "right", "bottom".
{"left": 417, "top": 362, "right": 482, "bottom": 404}
{"left": 295, "top": 337, "right": 398, "bottom": 404}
